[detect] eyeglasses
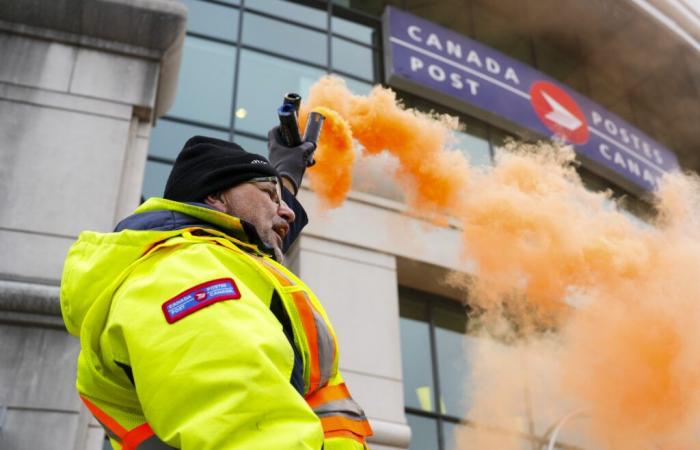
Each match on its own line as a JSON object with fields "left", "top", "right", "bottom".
{"left": 246, "top": 176, "right": 282, "bottom": 207}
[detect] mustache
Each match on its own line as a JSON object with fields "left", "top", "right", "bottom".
{"left": 272, "top": 221, "right": 290, "bottom": 240}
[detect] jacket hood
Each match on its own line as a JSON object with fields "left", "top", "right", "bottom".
{"left": 60, "top": 198, "right": 265, "bottom": 336}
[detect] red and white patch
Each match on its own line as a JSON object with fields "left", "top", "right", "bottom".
{"left": 162, "top": 278, "right": 240, "bottom": 324}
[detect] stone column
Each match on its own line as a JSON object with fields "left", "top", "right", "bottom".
{"left": 295, "top": 235, "right": 410, "bottom": 450}
{"left": 0, "top": 1, "right": 186, "bottom": 448}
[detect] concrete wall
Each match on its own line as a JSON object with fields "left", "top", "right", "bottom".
{"left": 0, "top": 1, "right": 186, "bottom": 448}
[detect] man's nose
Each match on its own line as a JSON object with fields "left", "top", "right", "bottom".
{"left": 278, "top": 200, "right": 295, "bottom": 224}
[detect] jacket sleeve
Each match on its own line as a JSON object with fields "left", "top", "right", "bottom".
{"left": 105, "top": 242, "right": 323, "bottom": 450}
{"left": 281, "top": 186, "right": 308, "bottom": 253}
{"left": 316, "top": 371, "right": 373, "bottom": 450}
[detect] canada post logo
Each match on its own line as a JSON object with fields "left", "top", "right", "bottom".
{"left": 530, "top": 81, "right": 589, "bottom": 145}
{"left": 162, "top": 278, "right": 240, "bottom": 324}
{"left": 383, "top": 6, "right": 679, "bottom": 193}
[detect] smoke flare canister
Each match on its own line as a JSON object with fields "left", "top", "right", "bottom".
{"left": 277, "top": 103, "right": 302, "bottom": 147}
{"left": 283, "top": 92, "right": 301, "bottom": 114}
{"left": 303, "top": 111, "right": 325, "bottom": 148}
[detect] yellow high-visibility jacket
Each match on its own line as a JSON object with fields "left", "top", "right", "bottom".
{"left": 60, "top": 198, "right": 372, "bottom": 450}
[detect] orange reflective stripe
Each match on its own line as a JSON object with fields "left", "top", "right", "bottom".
{"left": 324, "top": 429, "right": 366, "bottom": 444}
{"left": 320, "top": 416, "right": 373, "bottom": 437}
{"left": 305, "top": 383, "right": 351, "bottom": 408}
{"left": 260, "top": 259, "right": 294, "bottom": 286}
{"left": 258, "top": 259, "right": 339, "bottom": 391}
{"left": 123, "top": 423, "right": 157, "bottom": 450}
{"left": 80, "top": 396, "right": 159, "bottom": 450}
{"left": 257, "top": 259, "right": 326, "bottom": 392}
{"left": 292, "top": 290, "right": 321, "bottom": 392}
{"left": 81, "top": 396, "right": 128, "bottom": 440}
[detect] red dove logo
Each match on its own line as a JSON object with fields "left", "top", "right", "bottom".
{"left": 530, "top": 80, "right": 589, "bottom": 145}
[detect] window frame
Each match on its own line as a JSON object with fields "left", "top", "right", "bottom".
{"left": 146, "top": 0, "right": 382, "bottom": 175}
{"left": 400, "top": 287, "right": 539, "bottom": 450}
{"left": 400, "top": 287, "right": 470, "bottom": 450}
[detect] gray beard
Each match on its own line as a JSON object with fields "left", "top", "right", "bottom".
{"left": 260, "top": 236, "right": 284, "bottom": 263}
{"left": 272, "top": 246, "right": 284, "bottom": 263}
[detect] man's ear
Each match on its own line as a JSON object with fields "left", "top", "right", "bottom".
{"left": 204, "top": 192, "right": 227, "bottom": 213}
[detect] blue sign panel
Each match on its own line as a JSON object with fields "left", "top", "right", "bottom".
{"left": 382, "top": 6, "right": 679, "bottom": 193}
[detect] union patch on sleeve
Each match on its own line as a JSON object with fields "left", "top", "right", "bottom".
{"left": 162, "top": 278, "right": 241, "bottom": 324}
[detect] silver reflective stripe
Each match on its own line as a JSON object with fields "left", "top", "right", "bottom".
{"left": 313, "top": 398, "right": 368, "bottom": 421}
{"left": 315, "top": 410, "right": 369, "bottom": 422}
{"left": 311, "top": 306, "right": 335, "bottom": 386}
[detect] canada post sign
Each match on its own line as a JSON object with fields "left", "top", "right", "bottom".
{"left": 383, "top": 7, "right": 679, "bottom": 192}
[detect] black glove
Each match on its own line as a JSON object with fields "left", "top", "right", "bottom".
{"left": 267, "top": 126, "right": 316, "bottom": 195}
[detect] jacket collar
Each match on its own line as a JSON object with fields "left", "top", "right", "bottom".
{"left": 115, "top": 198, "right": 274, "bottom": 256}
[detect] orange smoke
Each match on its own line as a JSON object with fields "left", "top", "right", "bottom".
{"left": 301, "top": 75, "right": 700, "bottom": 449}
{"left": 558, "top": 175, "right": 700, "bottom": 448}
{"left": 301, "top": 76, "right": 469, "bottom": 219}
{"left": 299, "top": 106, "right": 354, "bottom": 208}
{"left": 461, "top": 141, "right": 655, "bottom": 326}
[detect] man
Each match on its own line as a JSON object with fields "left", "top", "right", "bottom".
{"left": 60, "top": 131, "right": 372, "bottom": 449}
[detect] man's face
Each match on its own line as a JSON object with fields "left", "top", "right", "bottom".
{"left": 205, "top": 178, "right": 295, "bottom": 261}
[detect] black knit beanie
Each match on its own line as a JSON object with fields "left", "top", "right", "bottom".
{"left": 163, "top": 135, "right": 279, "bottom": 202}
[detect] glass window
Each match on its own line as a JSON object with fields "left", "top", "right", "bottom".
{"left": 400, "top": 295, "right": 435, "bottom": 412}
{"left": 394, "top": 90, "right": 493, "bottom": 168}
{"left": 246, "top": 0, "right": 326, "bottom": 29}
{"left": 395, "top": 89, "right": 445, "bottom": 116}
{"left": 235, "top": 49, "right": 326, "bottom": 136}
{"left": 442, "top": 421, "right": 464, "bottom": 450}
{"left": 578, "top": 167, "right": 653, "bottom": 223}
{"left": 149, "top": 120, "right": 229, "bottom": 162}
{"left": 448, "top": 423, "right": 537, "bottom": 450}
{"left": 169, "top": 36, "right": 237, "bottom": 127}
{"left": 578, "top": 166, "right": 612, "bottom": 193}
{"left": 489, "top": 127, "right": 515, "bottom": 158}
{"left": 452, "top": 116, "right": 492, "bottom": 167}
{"left": 182, "top": 0, "right": 238, "bottom": 41}
{"left": 332, "top": 37, "right": 374, "bottom": 80}
{"left": 434, "top": 304, "right": 472, "bottom": 418}
{"left": 618, "top": 206, "right": 654, "bottom": 231}
{"left": 406, "top": 414, "right": 439, "bottom": 450}
{"left": 461, "top": 339, "right": 530, "bottom": 431}
{"left": 332, "top": 0, "right": 401, "bottom": 17}
{"left": 242, "top": 12, "right": 327, "bottom": 66}
{"left": 400, "top": 288, "right": 543, "bottom": 449}
{"left": 331, "top": 16, "right": 374, "bottom": 45}
{"left": 453, "top": 130, "right": 492, "bottom": 167}
{"left": 142, "top": 160, "right": 173, "bottom": 199}
{"left": 342, "top": 77, "right": 373, "bottom": 96}
{"left": 351, "top": 152, "right": 406, "bottom": 202}
{"left": 233, "top": 133, "right": 269, "bottom": 158}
